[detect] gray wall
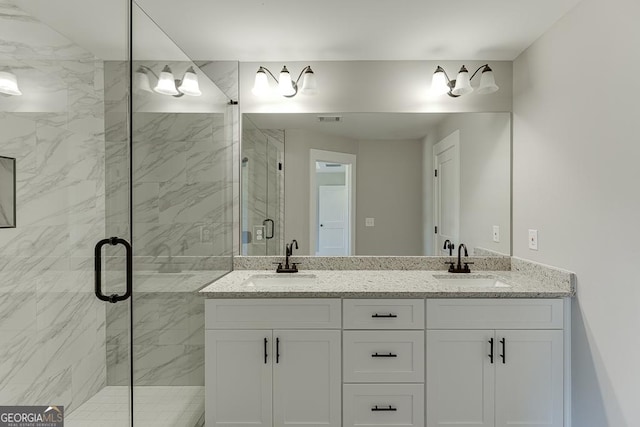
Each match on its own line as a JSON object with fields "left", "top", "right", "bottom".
{"left": 284, "top": 129, "right": 423, "bottom": 255}
{"left": 431, "top": 113, "right": 511, "bottom": 255}
{"left": 284, "top": 129, "right": 358, "bottom": 255}
{"left": 512, "top": 0, "right": 639, "bottom": 424}
{"left": 356, "top": 139, "right": 423, "bottom": 255}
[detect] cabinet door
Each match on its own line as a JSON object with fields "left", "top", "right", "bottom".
{"left": 426, "top": 330, "right": 495, "bottom": 427}
{"left": 273, "top": 330, "right": 341, "bottom": 427}
{"left": 495, "top": 330, "right": 563, "bottom": 427}
{"left": 205, "top": 330, "right": 273, "bottom": 427}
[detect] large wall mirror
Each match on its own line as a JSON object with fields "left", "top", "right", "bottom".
{"left": 241, "top": 112, "right": 511, "bottom": 257}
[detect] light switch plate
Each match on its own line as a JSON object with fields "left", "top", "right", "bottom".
{"left": 493, "top": 226, "right": 500, "bottom": 243}
{"left": 365, "top": 218, "right": 375, "bottom": 227}
{"left": 528, "top": 229, "right": 538, "bottom": 250}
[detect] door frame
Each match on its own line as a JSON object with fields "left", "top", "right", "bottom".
{"left": 309, "top": 149, "right": 356, "bottom": 255}
{"left": 433, "top": 130, "right": 460, "bottom": 255}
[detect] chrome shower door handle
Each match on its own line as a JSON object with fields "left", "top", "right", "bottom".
{"left": 94, "top": 237, "right": 132, "bottom": 303}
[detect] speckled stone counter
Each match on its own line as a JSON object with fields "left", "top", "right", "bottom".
{"left": 199, "top": 265, "right": 575, "bottom": 298}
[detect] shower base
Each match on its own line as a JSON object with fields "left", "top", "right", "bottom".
{"left": 65, "top": 385, "right": 204, "bottom": 427}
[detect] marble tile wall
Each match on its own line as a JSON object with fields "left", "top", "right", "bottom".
{"left": 0, "top": 0, "right": 106, "bottom": 412}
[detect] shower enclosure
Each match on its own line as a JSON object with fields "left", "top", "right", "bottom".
{"left": 0, "top": 1, "right": 236, "bottom": 425}
{"left": 241, "top": 115, "right": 284, "bottom": 256}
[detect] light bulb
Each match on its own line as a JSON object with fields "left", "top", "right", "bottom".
{"left": 252, "top": 67, "right": 270, "bottom": 96}
{"left": 178, "top": 66, "right": 202, "bottom": 96}
{"left": 300, "top": 67, "right": 317, "bottom": 95}
{"left": 430, "top": 66, "right": 450, "bottom": 95}
{"left": 476, "top": 66, "right": 499, "bottom": 95}
{"left": 134, "top": 68, "right": 153, "bottom": 93}
{"left": 154, "top": 65, "right": 179, "bottom": 96}
{"left": 0, "top": 71, "right": 22, "bottom": 96}
{"left": 278, "top": 66, "right": 296, "bottom": 97}
{"left": 451, "top": 65, "right": 473, "bottom": 96}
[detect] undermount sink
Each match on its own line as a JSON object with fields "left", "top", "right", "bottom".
{"left": 433, "top": 274, "right": 510, "bottom": 288}
{"left": 243, "top": 274, "right": 318, "bottom": 287}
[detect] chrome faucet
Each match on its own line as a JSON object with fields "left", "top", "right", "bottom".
{"left": 446, "top": 242, "right": 474, "bottom": 273}
{"left": 276, "top": 239, "right": 299, "bottom": 273}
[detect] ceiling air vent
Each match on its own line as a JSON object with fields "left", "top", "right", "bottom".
{"left": 317, "top": 116, "right": 342, "bottom": 123}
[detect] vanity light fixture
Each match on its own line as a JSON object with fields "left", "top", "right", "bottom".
{"left": 252, "top": 65, "right": 317, "bottom": 98}
{"left": 0, "top": 70, "right": 22, "bottom": 96}
{"left": 135, "top": 65, "right": 202, "bottom": 97}
{"left": 431, "top": 64, "right": 499, "bottom": 97}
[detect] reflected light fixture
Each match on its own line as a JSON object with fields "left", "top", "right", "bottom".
{"left": 0, "top": 70, "right": 22, "bottom": 96}
{"left": 252, "top": 65, "right": 317, "bottom": 98}
{"left": 134, "top": 65, "right": 202, "bottom": 97}
{"left": 431, "top": 64, "right": 499, "bottom": 97}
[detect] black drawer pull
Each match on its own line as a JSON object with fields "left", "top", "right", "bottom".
{"left": 488, "top": 338, "right": 494, "bottom": 364}
{"left": 372, "top": 405, "right": 397, "bottom": 412}
{"left": 372, "top": 313, "right": 397, "bottom": 318}
{"left": 264, "top": 338, "right": 268, "bottom": 364}
{"left": 372, "top": 352, "right": 398, "bottom": 358}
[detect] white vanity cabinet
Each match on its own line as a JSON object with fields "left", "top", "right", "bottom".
{"left": 205, "top": 299, "right": 342, "bottom": 427}
{"left": 204, "top": 297, "right": 568, "bottom": 427}
{"left": 426, "top": 299, "right": 565, "bottom": 427}
{"left": 342, "top": 299, "right": 425, "bottom": 427}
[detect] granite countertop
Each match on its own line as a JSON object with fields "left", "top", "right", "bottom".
{"left": 199, "top": 268, "right": 575, "bottom": 298}
{"left": 133, "top": 270, "right": 227, "bottom": 292}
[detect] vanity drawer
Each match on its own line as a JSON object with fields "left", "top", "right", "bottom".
{"left": 205, "top": 299, "right": 341, "bottom": 329}
{"left": 343, "top": 384, "right": 424, "bottom": 427}
{"left": 343, "top": 299, "right": 425, "bottom": 330}
{"left": 343, "top": 331, "right": 424, "bottom": 383}
{"left": 426, "top": 299, "right": 564, "bottom": 329}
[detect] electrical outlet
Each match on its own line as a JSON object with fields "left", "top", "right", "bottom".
{"left": 253, "top": 225, "right": 265, "bottom": 242}
{"left": 493, "top": 225, "right": 500, "bottom": 243}
{"left": 528, "top": 229, "right": 538, "bottom": 250}
{"left": 365, "top": 218, "right": 375, "bottom": 227}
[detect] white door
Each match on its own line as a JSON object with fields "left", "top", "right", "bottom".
{"left": 495, "top": 330, "right": 564, "bottom": 427}
{"left": 433, "top": 131, "right": 460, "bottom": 255}
{"left": 426, "top": 330, "right": 495, "bottom": 427}
{"left": 205, "top": 330, "right": 273, "bottom": 427}
{"left": 318, "top": 185, "right": 348, "bottom": 255}
{"left": 273, "top": 330, "right": 342, "bottom": 427}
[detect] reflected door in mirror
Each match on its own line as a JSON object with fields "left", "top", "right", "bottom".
{"left": 434, "top": 131, "right": 460, "bottom": 254}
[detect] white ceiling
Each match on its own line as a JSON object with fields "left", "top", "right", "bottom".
{"left": 245, "top": 113, "right": 450, "bottom": 140}
{"left": 17, "top": 0, "right": 581, "bottom": 62}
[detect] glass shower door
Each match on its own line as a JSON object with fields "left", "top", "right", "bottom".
{"left": 265, "top": 137, "right": 284, "bottom": 255}
{"left": 130, "top": 2, "right": 235, "bottom": 426}
{"left": 241, "top": 117, "right": 284, "bottom": 256}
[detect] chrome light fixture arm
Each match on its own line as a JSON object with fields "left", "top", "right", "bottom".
{"left": 137, "top": 65, "right": 159, "bottom": 79}
{"left": 258, "top": 66, "right": 280, "bottom": 83}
